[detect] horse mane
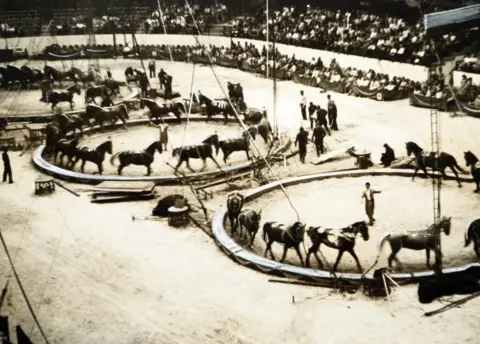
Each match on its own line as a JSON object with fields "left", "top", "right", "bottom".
{"left": 95, "top": 140, "right": 112, "bottom": 151}
{"left": 202, "top": 134, "right": 218, "bottom": 144}
{"left": 465, "top": 150, "right": 479, "bottom": 162}
{"left": 87, "top": 104, "right": 102, "bottom": 110}
{"left": 406, "top": 141, "right": 423, "bottom": 152}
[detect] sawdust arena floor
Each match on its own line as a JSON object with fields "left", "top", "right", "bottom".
{"left": 1, "top": 58, "right": 480, "bottom": 343}
{"left": 49, "top": 122, "right": 270, "bottom": 176}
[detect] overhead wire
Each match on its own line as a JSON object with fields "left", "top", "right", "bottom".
{"left": 183, "top": 0, "right": 301, "bottom": 222}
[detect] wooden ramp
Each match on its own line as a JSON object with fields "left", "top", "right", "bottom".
{"left": 91, "top": 181, "right": 156, "bottom": 203}
{"left": 310, "top": 147, "right": 352, "bottom": 165}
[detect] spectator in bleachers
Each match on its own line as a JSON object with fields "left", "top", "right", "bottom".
{"left": 456, "top": 53, "right": 480, "bottom": 74}
{"left": 230, "top": 5, "right": 476, "bottom": 66}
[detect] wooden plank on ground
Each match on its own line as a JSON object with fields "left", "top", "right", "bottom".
{"left": 310, "top": 147, "right": 351, "bottom": 165}
{"left": 196, "top": 171, "right": 252, "bottom": 190}
{"left": 93, "top": 181, "right": 155, "bottom": 193}
{"left": 91, "top": 192, "right": 156, "bottom": 203}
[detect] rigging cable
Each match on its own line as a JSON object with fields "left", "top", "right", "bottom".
{"left": 184, "top": 0, "right": 301, "bottom": 221}
{"left": 156, "top": 0, "right": 174, "bottom": 62}
{"left": 0, "top": 228, "right": 51, "bottom": 344}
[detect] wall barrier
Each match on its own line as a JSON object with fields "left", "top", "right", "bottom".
{"left": 211, "top": 168, "right": 479, "bottom": 283}
{"left": 1, "top": 34, "right": 429, "bottom": 82}
{"left": 32, "top": 116, "right": 267, "bottom": 185}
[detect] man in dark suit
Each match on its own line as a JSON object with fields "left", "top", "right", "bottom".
{"left": 380, "top": 143, "right": 396, "bottom": 167}
{"left": 2, "top": 147, "right": 13, "bottom": 184}
{"left": 316, "top": 105, "right": 331, "bottom": 136}
{"left": 295, "top": 127, "right": 309, "bottom": 163}
{"left": 327, "top": 94, "right": 338, "bottom": 130}
{"left": 158, "top": 68, "right": 167, "bottom": 89}
{"left": 312, "top": 122, "right": 327, "bottom": 157}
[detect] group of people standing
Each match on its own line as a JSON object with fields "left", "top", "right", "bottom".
{"left": 295, "top": 90, "right": 339, "bottom": 163}
{"left": 148, "top": 59, "right": 174, "bottom": 99}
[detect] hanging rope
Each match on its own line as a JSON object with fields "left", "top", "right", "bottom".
{"left": 183, "top": 0, "right": 301, "bottom": 222}
{"left": 0, "top": 229, "right": 51, "bottom": 344}
{"left": 156, "top": 0, "right": 174, "bottom": 62}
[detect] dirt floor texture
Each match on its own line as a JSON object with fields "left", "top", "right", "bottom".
{"left": 1, "top": 58, "right": 480, "bottom": 343}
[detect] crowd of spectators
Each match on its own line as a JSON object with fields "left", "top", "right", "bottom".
{"left": 230, "top": 5, "right": 478, "bottom": 66}
{"left": 144, "top": 3, "right": 228, "bottom": 34}
{"left": 456, "top": 53, "right": 480, "bottom": 74}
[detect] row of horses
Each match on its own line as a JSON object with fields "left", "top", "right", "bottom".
{"left": 226, "top": 192, "right": 480, "bottom": 273}
{"left": 405, "top": 141, "right": 480, "bottom": 193}
{"left": 48, "top": 122, "right": 270, "bottom": 175}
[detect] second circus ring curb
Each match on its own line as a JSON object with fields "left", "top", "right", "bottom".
{"left": 212, "top": 168, "right": 480, "bottom": 284}
{"left": 32, "top": 116, "right": 272, "bottom": 185}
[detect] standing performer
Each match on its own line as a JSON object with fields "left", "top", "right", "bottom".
{"left": 327, "top": 94, "right": 338, "bottom": 130}
{"left": 148, "top": 58, "right": 156, "bottom": 78}
{"left": 299, "top": 90, "right": 307, "bottom": 121}
{"left": 158, "top": 68, "right": 167, "bottom": 89}
{"left": 295, "top": 127, "right": 309, "bottom": 163}
{"left": 2, "top": 147, "right": 13, "bottom": 184}
{"left": 165, "top": 75, "right": 173, "bottom": 99}
{"left": 149, "top": 121, "right": 169, "bottom": 151}
{"left": 361, "top": 182, "right": 382, "bottom": 226}
{"left": 311, "top": 122, "right": 327, "bottom": 157}
{"left": 308, "top": 102, "right": 317, "bottom": 129}
{"left": 316, "top": 105, "right": 331, "bottom": 136}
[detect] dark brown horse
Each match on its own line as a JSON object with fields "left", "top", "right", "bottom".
{"left": 52, "top": 113, "right": 87, "bottom": 135}
{"left": 44, "top": 65, "right": 77, "bottom": 86}
{"left": 406, "top": 141, "right": 467, "bottom": 187}
{"left": 53, "top": 137, "right": 78, "bottom": 167}
{"left": 262, "top": 222, "right": 306, "bottom": 266}
{"left": 464, "top": 151, "right": 480, "bottom": 192}
{"left": 368, "top": 216, "right": 452, "bottom": 271}
{"left": 140, "top": 98, "right": 185, "bottom": 123}
{"left": 237, "top": 209, "right": 262, "bottom": 247}
{"left": 70, "top": 140, "right": 113, "bottom": 174}
{"left": 110, "top": 141, "right": 163, "bottom": 175}
{"left": 226, "top": 191, "right": 244, "bottom": 234}
{"left": 46, "top": 84, "right": 81, "bottom": 111}
{"left": 86, "top": 104, "right": 129, "bottom": 131}
{"left": 85, "top": 85, "right": 113, "bottom": 104}
{"left": 306, "top": 221, "right": 369, "bottom": 272}
{"left": 465, "top": 218, "right": 480, "bottom": 259}
{"left": 172, "top": 134, "right": 222, "bottom": 172}
{"left": 217, "top": 131, "right": 255, "bottom": 164}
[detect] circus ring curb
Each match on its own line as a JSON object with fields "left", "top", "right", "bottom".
{"left": 32, "top": 116, "right": 270, "bottom": 185}
{"left": 212, "top": 168, "right": 480, "bottom": 284}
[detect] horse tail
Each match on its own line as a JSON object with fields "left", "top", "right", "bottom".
{"left": 464, "top": 221, "right": 478, "bottom": 247}
{"left": 262, "top": 222, "right": 273, "bottom": 242}
{"left": 452, "top": 156, "right": 468, "bottom": 174}
{"left": 110, "top": 152, "right": 122, "bottom": 165}
{"left": 377, "top": 232, "right": 391, "bottom": 252}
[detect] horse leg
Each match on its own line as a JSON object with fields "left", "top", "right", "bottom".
{"left": 245, "top": 149, "right": 251, "bottom": 161}
{"left": 448, "top": 165, "right": 462, "bottom": 187}
{"left": 387, "top": 246, "right": 401, "bottom": 268}
{"left": 173, "top": 159, "right": 183, "bottom": 173}
{"left": 426, "top": 249, "right": 431, "bottom": 268}
{"left": 306, "top": 243, "right": 320, "bottom": 267}
{"left": 70, "top": 101, "right": 74, "bottom": 110}
{"left": 474, "top": 240, "right": 480, "bottom": 259}
{"left": 146, "top": 164, "right": 151, "bottom": 176}
{"left": 347, "top": 249, "right": 363, "bottom": 272}
{"left": 249, "top": 229, "right": 258, "bottom": 247}
{"left": 208, "top": 156, "right": 223, "bottom": 170}
{"left": 264, "top": 241, "right": 276, "bottom": 260}
{"left": 294, "top": 245, "right": 304, "bottom": 266}
{"left": 81, "top": 160, "right": 86, "bottom": 173}
{"left": 332, "top": 250, "right": 345, "bottom": 272}
{"left": 279, "top": 246, "right": 289, "bottom": 263}
{"left": 185, "top": 160, "right": 195, "bottom": 173}
{"left": 118, "top": 164, "right": 124, "bottom": 175}
{"left": 200, "top": 159, "right": 207, "bottom": 172}
{"left": 97, "top": 163, "right": 103, "bottom": 175}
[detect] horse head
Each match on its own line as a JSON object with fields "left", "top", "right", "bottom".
{"left": 67, "top": 84, "right": 81, "bottom": 95}
{"left": 306, "top": 226, "right": 321, "bottom": 242}
{"left": 172, "top": 147, "right": 180, "bottom": 158}
{"left": 147, "top": 141, "right": 163, "bottom": 155}
{"left": 440, "top": 216, "right": 452, "bottom": 236}
{"left": 251, "top": 209, "right": 262, "bottom": 228}
{"left": 291, "top": 222, "right": 306, "bottom": 242}
{"left": 154, "top": 141, "right": 163, "bottom": 154}
{"left": 352, "top": 221, "right": 369, "bottom": 241}
{"left": 464, "top": 151, "right": 478, "bottom": 167}
{"left": 97, "top": 140, "right": 113, "bottom": 155}
{"left": 175, "top": 101, "right": 187, "bottom": 114}
{"left": 203, "top": 134, "right": 220, "bottom": 155}
{"left": 406, "top": 141, "right": 422, "bottom": 156}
